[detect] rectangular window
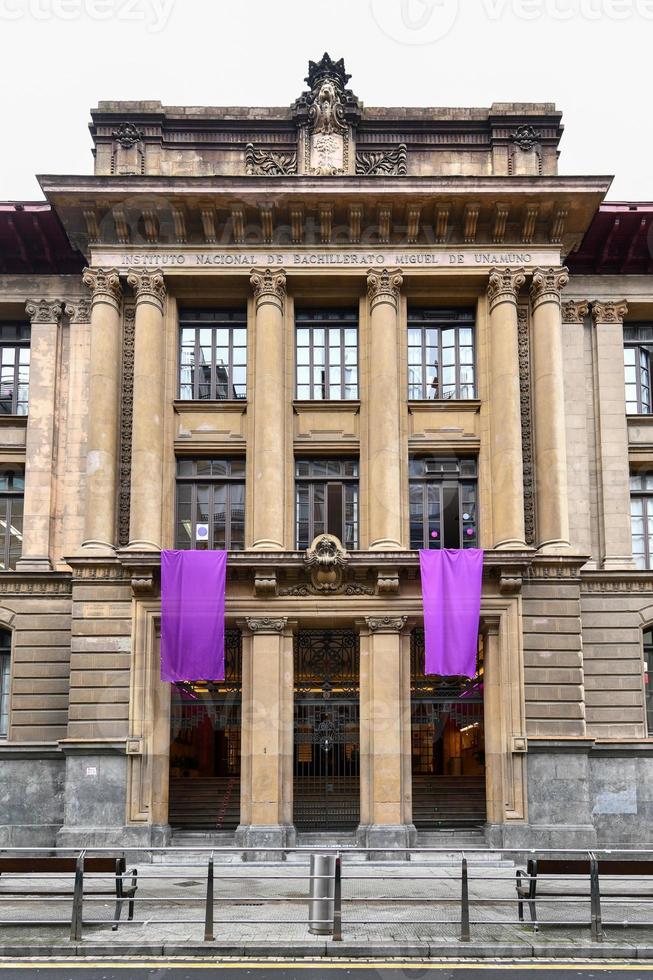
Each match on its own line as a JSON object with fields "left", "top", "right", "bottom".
{"left": 409, "top": 457, "right": 478, "bottom": 550}
{"left": 0, "top": 630, "right": 10, "bottom": 737}
{"left": 296, "top": 310, "right": 358, "bottom": 400}
{"left": 624, "top": 324, "right": 653, "bottom": 414}
{"left": 408, "top": 309, "right": 476, "bottom": 400}
{"left": 0, "top": 467, "right": 23, "bottom": 570}
{"left": 295, "top": 459, "right": 359, "bottom": 549}
{"left": 0, "top": 324, "right": 30, "bottom": 416}
{"left": 179, "top": 310, "right": 247, "bottom": 401}
{"left": 176, "top": 459, "right": 245, "bottom": 551}
{"left": 630, "top": 471, "right": 653, "bottom": 569}
{"left": 644, "top": 629, "right": 653, "bottom": 737}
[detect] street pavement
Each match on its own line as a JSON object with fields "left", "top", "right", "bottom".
{"left": 0, "top": 961, "right": 651, "bottom": 979}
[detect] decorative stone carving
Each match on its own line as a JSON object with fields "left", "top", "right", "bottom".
{"left": 365, "top": 615, "right": 407, "bottom": 633}
{"left": 367, "top": 268, "right": 403, "bottom": 311}
{"left": 517, "top": 306, "right": 535, "bottom": 546}
{"left": 113, "top": 122, "right": 143, "bottom": 148}
{"left": 66, "top": 297, "right": 92, "bottom": 323}
{"left": 304, "top": 533, "right": 347, "bottom": 592}
{"left": 126, "top": 269, "right": 166, "bottom": 310}
{"left": 499, "top": 571, "right": 523, "bottom": 594}
{"left": 356, "top": 144, "right": 407, "bottom": 176}
{"left": 487, "top": 267, "right": 525, "bottom": 312}
{"left": 250, "top": 268, "right": 286, "bottom": 310}
{"left": 562, "top": 300, "right": 589, "bottom": 324}
{"left": 511, "top": 125, "right": 542, "bottom": 151}
{"left": 377, "top": 569, "right": 400, "bottom": 594}
{"left": 591, "top": 300, "right": 629, "bottom": 324}
{"left": 25, "top": 299, "right": 65, "bottom": 324}
{"left": 246, "top": 617, "right": 287, "bottom": 634}
{"left": 118, "top": 304, "right": 135, "bottom": 548}
{"left": 82, "top": 267, "right": 123, "bottom": 308}
{"left": 293, "top": 53, "right": 361, "bottom": 176}
{"left": 530, "top": 267, "right": 569, "bottom": 310}
{"left": 254, "top": 568, "right": 277, "bottom": 596}
{"left": 245, "top": 143, "right": 297, "bottom": 176}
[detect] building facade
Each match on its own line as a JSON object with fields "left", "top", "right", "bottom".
{"left": 1, "top": 54, "right": 652, "bottom": 850}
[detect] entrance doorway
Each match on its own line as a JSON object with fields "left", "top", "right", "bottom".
{"left": 410, "top": 628, "right": 486, "bottom": 828}
{"left": 293, "top": 629, "right": 360, "bottom": 832}
{"left": 168, "top": 629, "right": 242, "bottom": 830}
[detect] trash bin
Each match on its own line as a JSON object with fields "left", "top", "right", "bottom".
{"left": 308, "top": 853, "right": 336, "bottom": 935}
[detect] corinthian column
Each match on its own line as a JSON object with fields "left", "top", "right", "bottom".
{"left": 487, "top": 268, "right": 527, "bottom": 549}
{"left": 591, "top": 300, "right": 633, "bottom": 568}
{"left": 530, "top": 267, "right": 571, "bottom": 552}
{"left": 367, "top": 269, "right": 403, "bottom": 551}
{"left": 250, "top": 269, "right": 287, "bottom": 550}
{"left": 126, "top": 270, "right": 166, "bottom": 551}
{"left": 16, "top": 300, "right": 65, "bottom": 570}
{"left": 80, "top": 268, "right": 123, "bottom": 554}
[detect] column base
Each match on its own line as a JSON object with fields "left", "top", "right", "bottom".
{"left": 15, "top": 557, "right": 53, "bottom": 572}
{"left": 356, "top": 823, "right": 417, "bottom": 859}
{"left": 537, "top": 540, "right": 572, "bottom": 555}
{"left": 250, "top": 540, "right": 285, "bottom": 551}
{"left": 602, "top": 556, "right": 637, "bottom": 570}
{"left": 493, "top": 539, "right": 529, "bottom": 551}
{"left": 78, "top": 540, "right": 116, "bottom": 557}
{"left": 124, "top": 540, "right": 161, "bottom": 552}
{"left": 369, "top": 540, "right": 403, "bottom": 551}
{"left": 235, "top": 823, "right": 296, "bottom": 861}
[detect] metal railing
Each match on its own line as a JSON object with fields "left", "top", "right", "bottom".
{"left": 0, "top": 846, "right": 652, "bottom": 945}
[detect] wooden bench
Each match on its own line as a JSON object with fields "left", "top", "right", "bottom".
{"left": 0, "top": 854, "right": 137, "bottom": 937}
{"left": 516, "top": 857, "right": 653, "bottom": 940}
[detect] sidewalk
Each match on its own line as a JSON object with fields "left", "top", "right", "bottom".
{"left": 0, "top": 856, "right": 651, "bottom": 960}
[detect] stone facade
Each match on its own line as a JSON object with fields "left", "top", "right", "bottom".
{"left": 0, "top": 55, "right": 652, "bottom": 850}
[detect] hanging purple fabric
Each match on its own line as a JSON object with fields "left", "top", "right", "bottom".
{"left": 419, "top": 549, "right": 483, "bottom": 678}
{"left": 160, "top": 550, "right": 227, "bottom": 683}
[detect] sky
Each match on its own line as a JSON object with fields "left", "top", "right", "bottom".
{"left": 0, "top": 0, "right": 651, "bottom": 201}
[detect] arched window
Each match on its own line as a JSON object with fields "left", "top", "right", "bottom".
{"left": 0, "top": 629, "right": 10, "bottom": 737}
{"left": 644, "top": 628, "right": 653, "bottom": 737}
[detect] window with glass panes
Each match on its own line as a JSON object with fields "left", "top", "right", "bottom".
{"left": 409, "top": 458, "right": 478, "bottom": 550}
{"left": 296, "top": 310, "right": 358, "bottom": 400}
{"left": 644, "top": 629, "right": 653, "bottom": 737}
{"left": 630, "top": 471, "right": 653, "bottom": 569}
{"left": 0, "top": 630, "right": 10, "bottom": 737}
{"left": 176, "top": 459, "right": 245, "bottom": 551}
{"left": 624, "top": 325, "right": 653, "bottom": 414}
{"left": 0, "top": 324, "right": 30, "bottom": 416}
{"left": 179, "top": 310, "right": 247, "bottom": 401}
{"left": 295, "top": 460, "right": 359, "bottom": 549}
{"left": 407, "top": 310, "right": 475, "bottom": 400}
{"left": 0, "top": 468, "right": 23, "bottom": 570}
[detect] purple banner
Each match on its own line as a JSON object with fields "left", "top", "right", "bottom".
{"left": 160, "top": 550, "right": 227, "bottom": 683}
{"left": 419, "top": 549, "right": 483, "bottom": 679}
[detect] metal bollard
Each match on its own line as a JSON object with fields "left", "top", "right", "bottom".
{"left": 308, "top": 853, "right": 336, "bottom": 936}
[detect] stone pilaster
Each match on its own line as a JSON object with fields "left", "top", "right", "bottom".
{"left": 367, "top": 269, "right": 404, "bottom": 551}
{"left": 250, "top": 269, "right": 287, "bottom": 551}
{"left": 236, "top": 617, "right": 295, "bottom": 854}
{"left": 79, "top": 268, "right": 123, "bottom": 554}
{"left": 591, "top": 300, "right": 633, "bottom": 569}
{"left": 487, "top": 268, "right": 528, "bottom": 549}
{"left": 126, "top": 270, "right": 166, "bottom": 551}
{"left": 561, "top": 301, "right": 592, "bottom": 559}
{"left": 530, "top": 267, "right": 571, "bottom": 553}
{"left": 16, "top": 300, "right": 66, "bottom": 571}
{"left": 358, "top": 615, "right": 415, "bottom": 853}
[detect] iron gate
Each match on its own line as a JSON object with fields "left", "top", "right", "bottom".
{"left": 168, "top": 629, "right": 242, "bottom": 830}
{"left": 410, "top": 628, "right": 486, "bottom": 828}
{"left": 293, "top": 629, "right": 360, "bottom": 831}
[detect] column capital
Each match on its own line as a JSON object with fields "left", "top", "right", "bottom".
{"left": 64, "top": 297, "right": 92, "bottom": 324}
{"left": 25, "top": 299, "right": 65, "bottom": 324}
{"left": 126, "top": 268, "right": 166, "bottom": 312}
{"left": 487, "top": 267, "right": 525, "bottom": 312}
{"left": 82, "top": 267, "right": 123, "bottom": 310}
{"left": 591, "top": 299, "right": 628, "bottom": 324}
{"left": 530, "top": 266, "right": 569, "bottom": 311}
{"left": 367, "top": 268, "right": 403, "bottom": 312}
{"left": 561, "top": 299, "right": 589, "bottom": 324}
{"left": 245, "top": 616, "right": 288, "bottom": 635}
{"left": 365, "top": 615, "right": 407, "bottom": 634}
{"left": 250, "top": 268, "right": 286, "bottom": 311}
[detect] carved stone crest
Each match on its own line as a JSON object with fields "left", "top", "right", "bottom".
{"left": 511, "top": 125, "right": 542, "bottom": 151}
{"left": 293, "top": 53, "right": 361, "bottom": 176}
{"left": 305, "top": 534, "right": 347, "bottom": 592}
{"left": 113, "top": 122, "right": 143, "bottom": 148}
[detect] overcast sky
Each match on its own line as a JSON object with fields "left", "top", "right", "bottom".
{"left": 1, "top": 0, "right": 650, "bottom": 201}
